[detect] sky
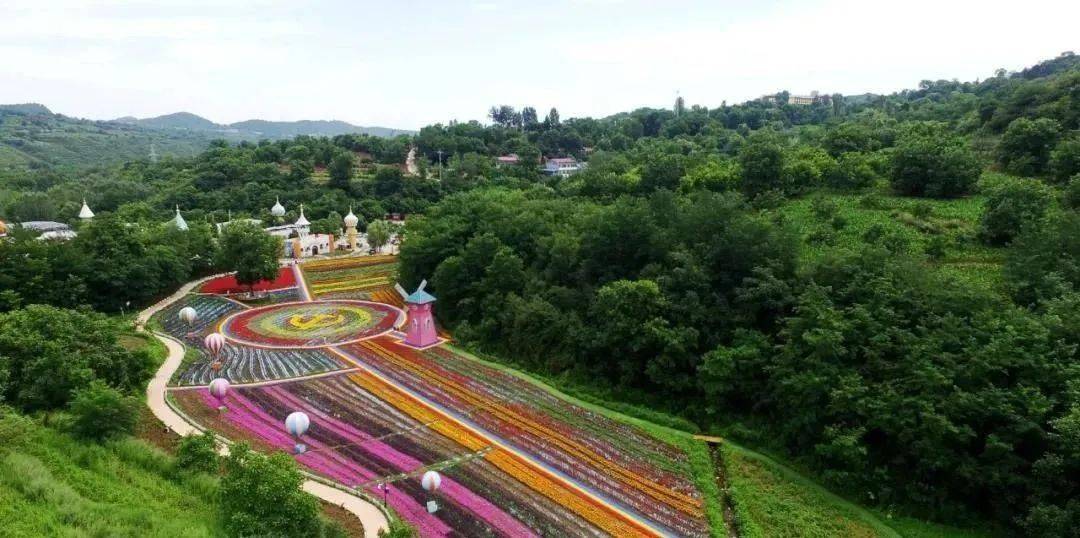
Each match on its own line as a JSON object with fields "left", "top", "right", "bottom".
{"left": 1, "top": 0, "right": 1078, "bottom": 130}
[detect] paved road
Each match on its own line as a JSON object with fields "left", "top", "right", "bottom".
{"left": 139, "top": 274, "right": 390, "bottom": 538}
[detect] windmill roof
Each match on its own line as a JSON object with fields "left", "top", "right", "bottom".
{"left": 406, "top": 289, "right": 436, "bottom": 304}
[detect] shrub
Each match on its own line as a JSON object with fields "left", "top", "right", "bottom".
{"left": 1051, "top": 137, "right": 1080, "bottom": 183}
{"left": 1064, "top": 174, "right": 1080, "bottom": 210}
{"left": 827, "top": 152, "right": 878, "bottom": 190}
{"left": 67, "top": 381, "right": 139, "bottom": 441}
{"left": 379, "top": 519, "right": 419, "bottom": 538}
{"left": 978, "top": 177, "right": 1055, "bottom": 246}
{"left": 220, "top": 443, "right": 322, "bottom": 538}
{"left": 890, "top": 123, "right": 981, "bottom": 198}
{"left": 998, "top": 117, "right": 1062, "bottom": 176}
{"left": 176, "top": 430, "right": 220, "bottom": 474}
{"left": 925, "top": 235, "right": 949, "bottom": 260}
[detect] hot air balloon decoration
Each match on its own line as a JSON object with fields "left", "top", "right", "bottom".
{"left": 179, "top": 306, "right": 200, "bottom": 341}
{"left": 179, "top": 306, "right": 198, "bottom": 326}
{"left": 208, "top": 378, "right": 230, "bottom": 412}
{"left": 422, "top": 470, "right": 442, "bottom": 513}
{"left": 285, "top": 411, "right": 310, "bottom": 454}
{"left": 204, "top": 332, "right": 227, "bottom": 374}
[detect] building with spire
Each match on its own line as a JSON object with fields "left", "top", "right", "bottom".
{"left": 170, "top": 206, "right": 189, "bottom": 231}
{"left": 78, "top": 199, "right": 95, "bottom": 220}
{"left": 343, "top": 207, "right": 359, "bottom": 251}
{"left": 260, "top": 202, "right": 333, "bottom": 258}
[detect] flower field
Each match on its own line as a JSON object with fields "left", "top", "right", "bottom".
{"left": 173, "top": 345, "right": 348, "bottom": 386}
{"left": 301, "top": 256, "right": 399, "bottom": 300}
{"left": 153, "top": 293, "right": 242, "bottom": 339}
{"left": 158, "top": 255, "right": 715, "bottom": 536}
{"left": 340, "top": 339, "right": 710, "bottom": 537}
{"left": 220, "top": 301, "right": 402, "bottom": 348}
{"left": 172, "top": 373, "right": 656, "bottom": 537}
{"left": 199, "top": 266, "right": 297, "bottom": 294}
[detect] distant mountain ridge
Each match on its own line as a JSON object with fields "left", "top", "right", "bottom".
{"left": 113, "top": 111, "right": 412, "bottom": 139}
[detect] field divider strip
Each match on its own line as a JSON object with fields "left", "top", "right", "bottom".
{"left": 168, "top": 367, "right": 361, "bottom": 391}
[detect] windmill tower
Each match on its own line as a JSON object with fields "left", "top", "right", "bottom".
{"left": 395, "top": 280, "right": 439, "bottom": 349}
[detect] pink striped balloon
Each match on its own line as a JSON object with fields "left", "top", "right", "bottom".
{"left": 204, "top": 332, "right": 226, "bottom": 357}
{"left": 208, "top": 378, "right": 229, "bottom": 402}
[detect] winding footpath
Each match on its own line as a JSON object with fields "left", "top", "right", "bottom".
{"left": 139, "top": 273, "right": 390, "bottom": 538}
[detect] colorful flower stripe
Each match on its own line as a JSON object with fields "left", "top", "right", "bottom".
{"left": 347, "top": 339, "right": 708, "bottom": 536}
{"left": 220, "top": 301, "right": 400, "bottom": 348}
{"left": 200, "top": 266, "right": 297, "bottom": 294}
{"left": 361, "top": 340, "right": 701, "bottom": 511}
{"left": 198, "top": 388, "right": 457, "bottom": 537}
{"left": 173, "top": 345, "right": 346, "bottom": 386}
{"left": 153, "top": 294, "right": 242, "bottom": 339}
{"left": 343, "top": 371, "right": 658, "bottom": 538}
{"left": 284, "top": 377, "right": 601, "bottom": 537}
{"left": 263, "top": 385, "right": 540, "bottom": 537}
{"left": 302, "top": 255, "right": 398, "bottom": 272}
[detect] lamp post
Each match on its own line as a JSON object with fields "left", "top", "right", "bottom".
{"left": 376, "top": 482, "right": 388, "bottom": 507}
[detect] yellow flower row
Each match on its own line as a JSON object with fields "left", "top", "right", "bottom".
{"left": 311, "top": 276, "right": 393, "bottom": 294}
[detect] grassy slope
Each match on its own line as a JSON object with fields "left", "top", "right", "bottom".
{"left": 0, "top": 412, "right": 225, "bottom": 537}
{"left": 779, "top": 185, "right": 1002, "bottom": 291}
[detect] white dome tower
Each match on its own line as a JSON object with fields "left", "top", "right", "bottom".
{"left": 344, "top": 206, "right": 359, "bottom": 251}
{"left": 171, "top": 205, "right": 189, "bottom": 231}
{"left": 78, "top": 199, "right": 95, "bottom": 220}
{"left": 271, "top": 197, "right": 286, "bottom": 218}
{"left": 295, "top": 204, "right": 310, "bottom": 236}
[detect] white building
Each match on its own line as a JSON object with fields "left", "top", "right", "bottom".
{"left": 543, "top": 157, "right": 584, "bottom": 177}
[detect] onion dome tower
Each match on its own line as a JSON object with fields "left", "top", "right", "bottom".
{"left": 295, "top": 204, "right": 310, "bottom": 235}
{"left": 171, "top": 205, "right": 189, "bottom": 231}
{"left": 78, "top": 199, "right": 95, "bottom": 220}
{"left": 343, "top": 206, "right": 359, "bottom": 250}
{"left": 271, "top": 197, "right": 286, "bottom": 220}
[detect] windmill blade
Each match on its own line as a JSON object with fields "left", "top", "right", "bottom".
{"left": 418, "top": 279, "right": 428, "bottom": 292}
{"left": 394, "top": 283, "right": 409, "bottom": 299}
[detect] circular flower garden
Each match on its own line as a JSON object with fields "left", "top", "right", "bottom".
{"left": 220, "top": 300, "right": 404, "bottom": 348}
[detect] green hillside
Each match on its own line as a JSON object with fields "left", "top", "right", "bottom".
{"left": 0, "top": 108, "right": 210, "bottom": 170}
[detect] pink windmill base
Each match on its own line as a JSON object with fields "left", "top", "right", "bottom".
{"left": 395, "top": 280, "right": 445, "bottom": 350}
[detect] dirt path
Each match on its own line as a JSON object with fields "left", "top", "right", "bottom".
{"left": 139, "top": 275, "right": 390, "bottom": 538}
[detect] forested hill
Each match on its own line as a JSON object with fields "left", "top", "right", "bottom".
{"left": 115, "top": 112, "right": 412, "bottom": 140}
{"left": 0, "top": 105, "right": 412, "bottom": 171}
{"left": 0, "top": 106, "right": 212, "bottom": 170}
